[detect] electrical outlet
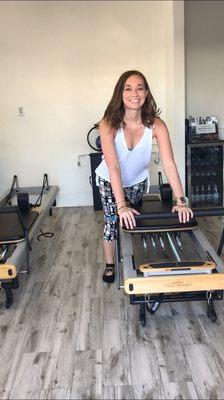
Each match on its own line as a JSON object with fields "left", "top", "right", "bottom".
{"left": 18, "top": 107, "right": 25, "bottom": 116}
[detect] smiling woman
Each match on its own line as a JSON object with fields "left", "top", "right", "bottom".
{"left": 95, "top": 70, "right": 193, "bottom": 283}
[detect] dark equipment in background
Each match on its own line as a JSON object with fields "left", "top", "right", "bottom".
{"left": 158, "top": 171, "right": 172, "bottom": 204}
{"left": 185, "top": 118, "right": 224, "bottom": 209}
{"left": 89, "top": 152, "right": 103, "bottom": 210}
{"left": 187, "top": 116, "right": 219, "bottom": 144}
{"left": 87, "top": 124, "right": 102, "bottom": 152}
{"left": 87, "top": 124, "right": 103, "bottom": 210}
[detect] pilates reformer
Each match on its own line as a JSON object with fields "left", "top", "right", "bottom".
{"left": 0, "top": 174, "right": 59, "bottom": 308}
{"left": 115, "top": 195, "right": 224, "bottom": 326}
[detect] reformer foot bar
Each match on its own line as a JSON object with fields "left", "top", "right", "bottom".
{"left": 0, "top": 174, "right": 59, "bottom": 308}
{"left": 116, "top": 196, "right": 224, "bottom": 326}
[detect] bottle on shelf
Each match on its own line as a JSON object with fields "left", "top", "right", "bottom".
{"left": 201, "top": 185, "right": 206, "bottom": 204}
{"left": 188, "top": 142, "right": 224, "bottom": 209}
{"left": 195, "top": 185, "right": 200, "bottom": 204}
{"left": 213, "top": 184, "right": 220, "bottom": 205}
{"left": 206, "top": 185, "right": 212, "bottom": 206}
{"left": 195, "top": 171, "right": 200, "bottom": 178}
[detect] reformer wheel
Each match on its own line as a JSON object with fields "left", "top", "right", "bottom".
{"left": 139, "top": 303, "right": 146, "bottom": 326}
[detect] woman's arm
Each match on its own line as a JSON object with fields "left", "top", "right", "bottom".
{"left": 153, "top": 117, "right": 193, "bottom": 222}
{"left": 100, "top": 119, "right": 139, "bottom": 228}
{"left": 100, "top": 119, "right": 125, "bottom": 205}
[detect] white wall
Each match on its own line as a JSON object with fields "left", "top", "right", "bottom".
{"left": 0, "top": 0, "right": 185, "bottom": 204}
{"left": 185, "top": 0, "right": 224, "bottom": 139}
{"left": 164, "top": 1, "right": 185, "bottom": 184}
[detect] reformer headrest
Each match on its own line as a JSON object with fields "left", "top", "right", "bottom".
{"left": 124, "top": 198, "right": 198, "bottom": 233}
{"left": 123, "top": 216, "right": 198, "bottom": 233}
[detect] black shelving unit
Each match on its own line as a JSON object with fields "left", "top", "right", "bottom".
{"left": 186, "top": 142, "right": 224, "bottom": 208}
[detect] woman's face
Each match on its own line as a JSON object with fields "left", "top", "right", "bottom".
{"left": 122, "top": 75, "right": 148, "bottom": 110}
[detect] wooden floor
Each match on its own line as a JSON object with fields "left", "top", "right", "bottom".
{"left": 1, "top": 207, "right": 224, "bottom": 399}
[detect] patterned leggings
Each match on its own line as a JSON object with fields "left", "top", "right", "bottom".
{"left": 98, "top": 177, "right": 146, "bottom": 241}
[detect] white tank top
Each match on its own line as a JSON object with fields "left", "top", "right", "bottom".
{"left": 95, "top": 125, "right": 153, "bottom": 187}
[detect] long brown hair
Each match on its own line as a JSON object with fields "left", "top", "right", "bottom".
{"left": 102, "top": 70, "right": 160, "bottom": 130}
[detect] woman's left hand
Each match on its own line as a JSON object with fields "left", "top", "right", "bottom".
{"left": 172, "top": 205, "right": 194, "bottom": 223}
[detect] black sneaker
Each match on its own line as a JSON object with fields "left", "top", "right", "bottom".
{"left": 102, "top": 265, "right": 115, "bottom": 283}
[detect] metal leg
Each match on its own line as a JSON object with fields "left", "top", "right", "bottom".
{"left": 116, "top": 226, "right": 121, "bottom": 263}
{"left": 25, "top": 228, "right": 30, "bottom": 274}
{"left": 115, "top": 239, "right": 121, "bottom": 290}
{"left": 49, "top": 199, "right": 56, "bottom": 216}
{"left": 207, "top": 300, "right": 217, "bottom": 323}
{"left": 206, "top": 291, "right": 217, "bottom": 323}
{"left": 139, "top": 303, "right": 146, "bottom": 326}
{"left": 5, "top": 287, "right": 13, "bottom": 309}
{"left": 1, "top": 277, "right": 19, "bottom": 309}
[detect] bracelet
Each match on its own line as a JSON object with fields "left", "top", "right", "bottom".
{"left": 117, "top": 205, "right": 126, "bottom": 212}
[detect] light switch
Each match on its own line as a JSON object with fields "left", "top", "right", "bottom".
{"left": 18, "top": 107, "right": 25, "bottom": 116}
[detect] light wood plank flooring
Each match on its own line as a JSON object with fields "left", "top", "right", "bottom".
{"left": 1, "top": 207, "right": 224, "bottom": 399}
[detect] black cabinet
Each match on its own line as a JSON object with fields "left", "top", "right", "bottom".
{"left": 186, "top": 142, "right": 224, "bottom": 208}
{"left": 89, "top": 152, "right": 103, "bottom": 210}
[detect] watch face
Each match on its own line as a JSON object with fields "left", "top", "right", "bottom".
{"left": 180, "top": 197, "right": 186, "bottom": 203}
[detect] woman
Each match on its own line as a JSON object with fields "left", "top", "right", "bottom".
{"left": 95, "top": 70, "right": 193, "bottom": 283}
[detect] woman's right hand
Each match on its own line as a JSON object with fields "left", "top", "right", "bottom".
{"left": 117, "top": 206, "right": 140, "bottom": 229}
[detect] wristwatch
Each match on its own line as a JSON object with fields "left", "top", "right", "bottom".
{"left": 176, "top": 196, "right": 188, "bottom": 206}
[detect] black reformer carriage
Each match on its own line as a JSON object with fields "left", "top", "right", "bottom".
{"left": 0, "top": 174, "right": 58, "bottom": 308}
{"left": 115, "top": 194, "right": 224, "bottom": 326}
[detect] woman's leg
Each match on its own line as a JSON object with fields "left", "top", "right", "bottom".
{"left": 98, "top": 178, "right": 146, "bottom": 282}
{"left": 103, "top": 240, "right": 115, "bottom": 264}
{"left": 98, "top": 177, "right": 119, "bottom": 282}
